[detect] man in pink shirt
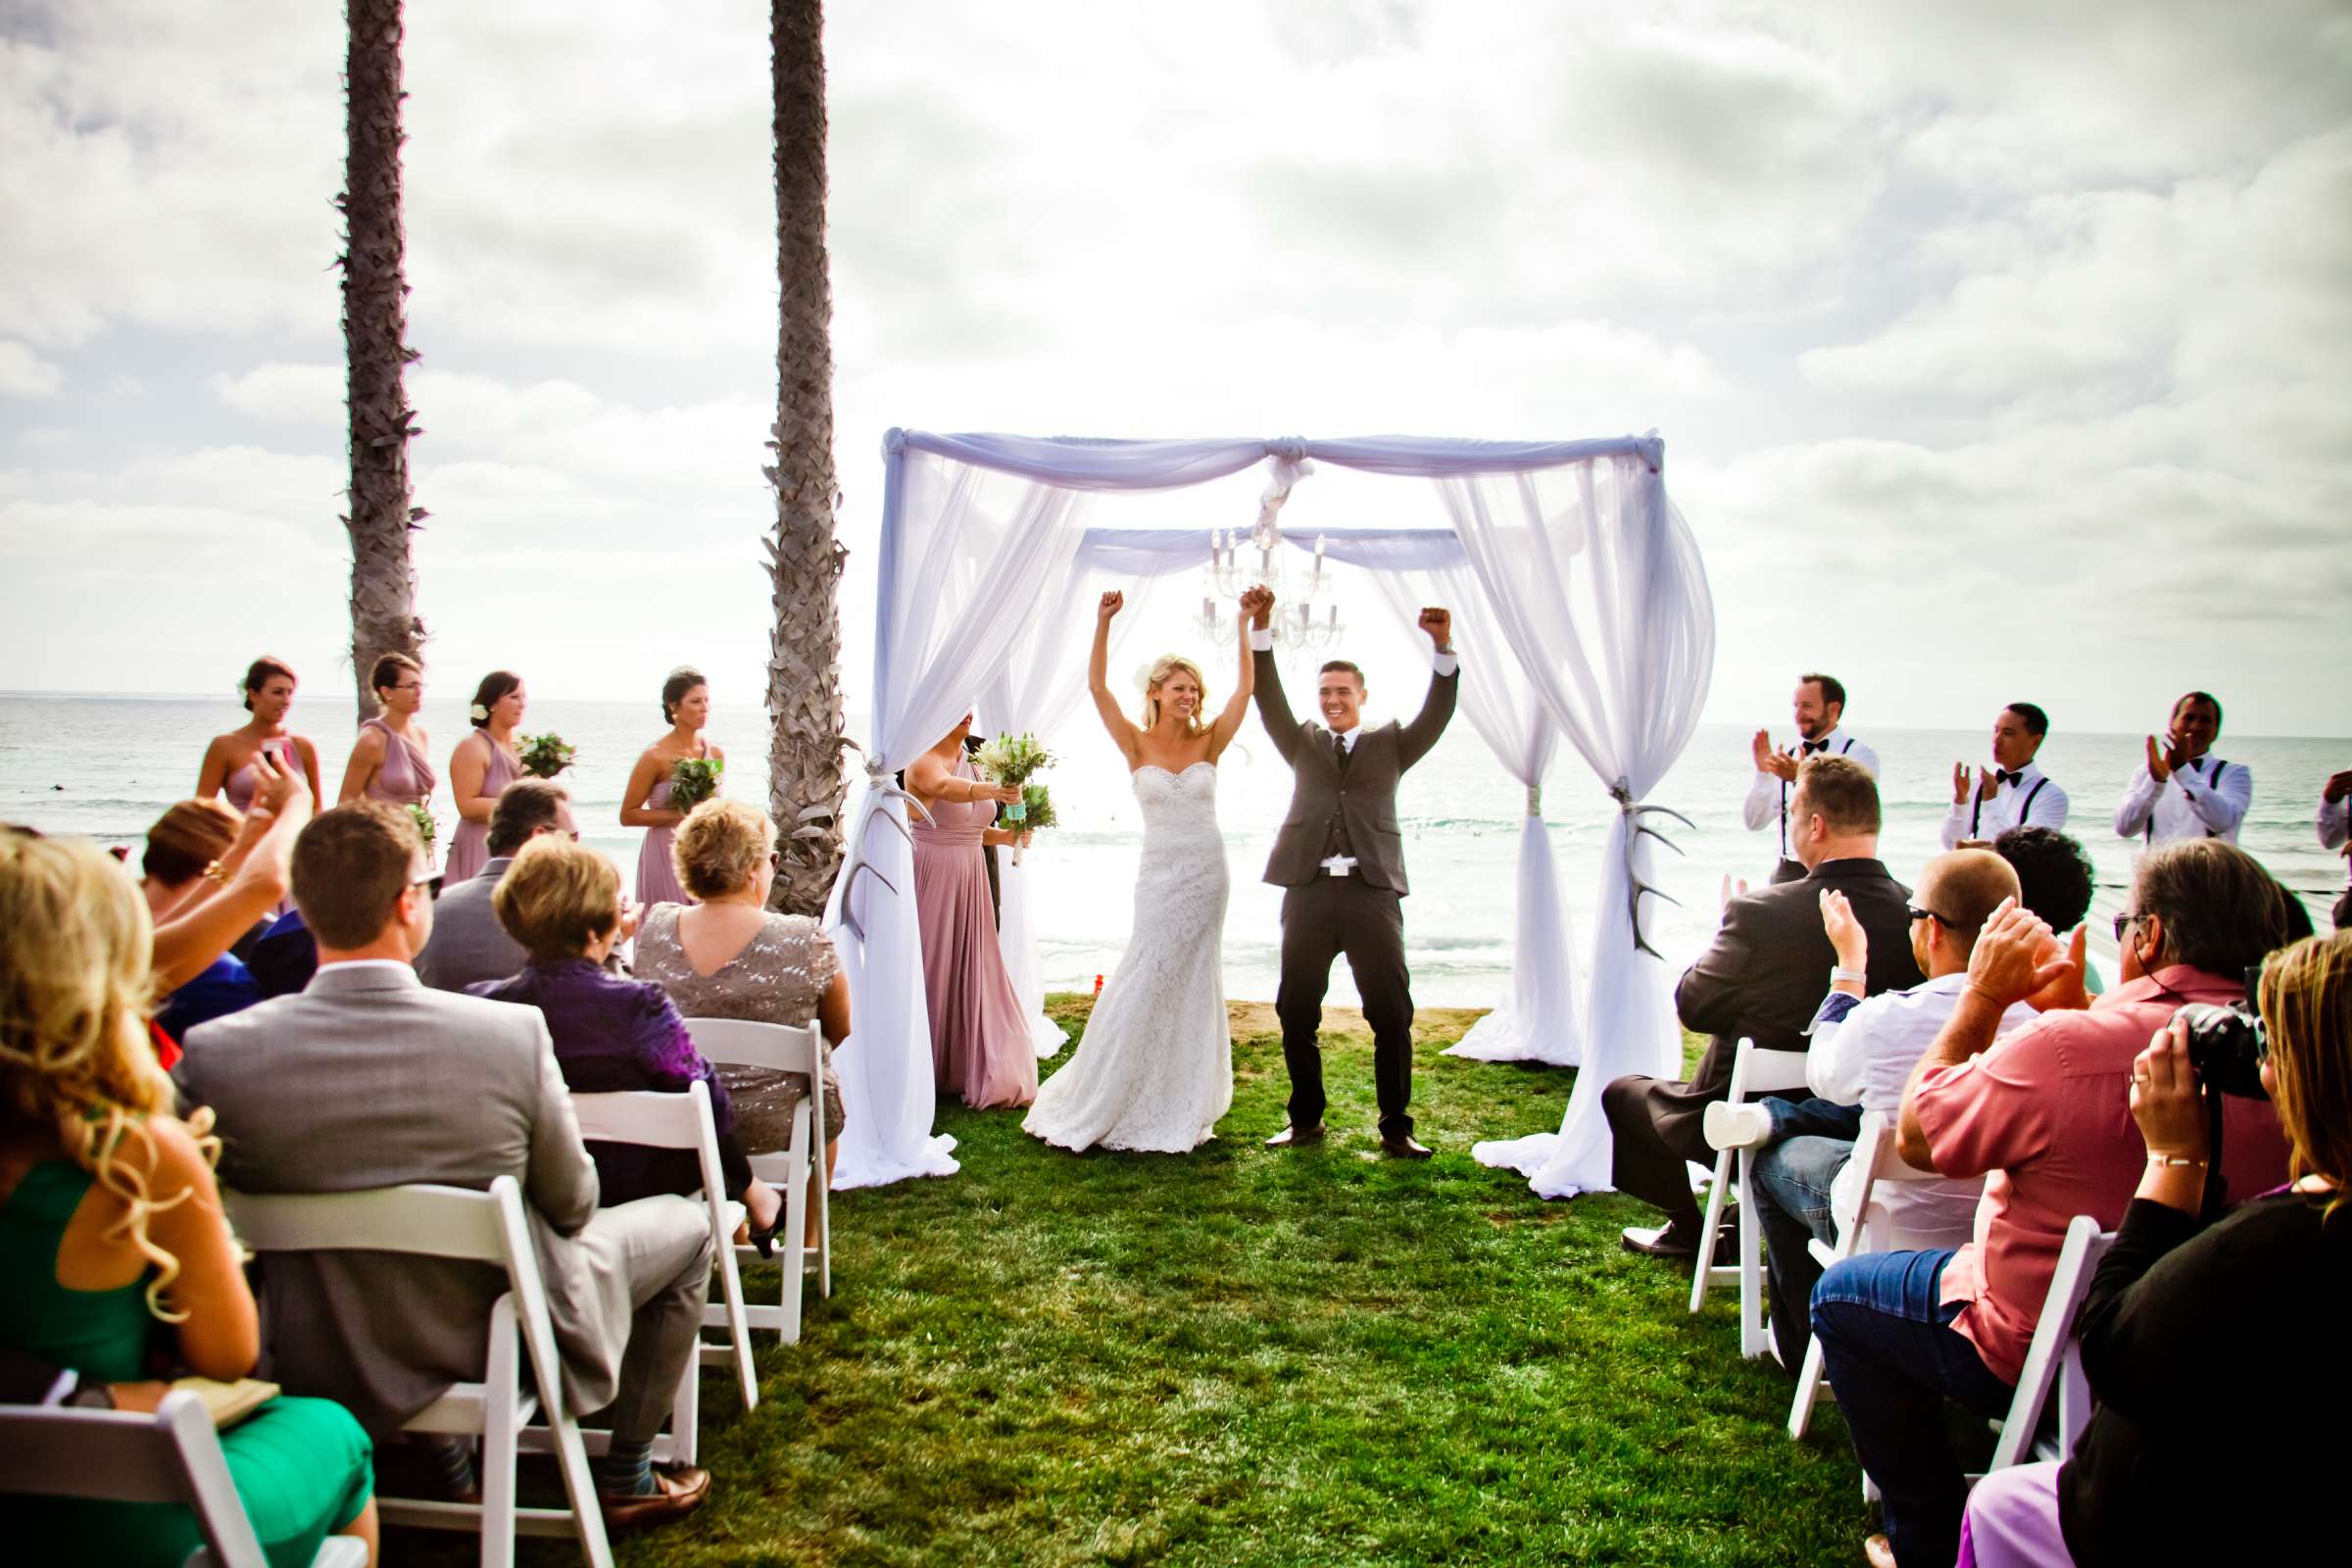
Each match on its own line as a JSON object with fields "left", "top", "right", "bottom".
{"left": 1810, "top": 839, "right": 2292, "bottom": 1568}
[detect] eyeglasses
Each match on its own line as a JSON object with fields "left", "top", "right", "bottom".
{"left": 1907, "top": 904, "right": 1969, "bottom": 927}
{"left": 2114, "top": 910, "right": 2142, "bottom": 943}
{"left": 412, "top": 872, "right": 444, "bottom": 903}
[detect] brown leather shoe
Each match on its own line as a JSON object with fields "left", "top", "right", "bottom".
{"left": 1863, "top": 1533, "right": 1896, "bottom": 1568}
{"left": 599, "top": 1464, "right": 710, "bottom": 1531}
{"left": 1265, "top": 1123, "right": 1325, "bottom": 1147}
{"left": 1380, "top": 1134, "right": 1433, "bottom": 1159}
{"left": 1620, "top": 1213, "right": 1739, "bottom": 1263}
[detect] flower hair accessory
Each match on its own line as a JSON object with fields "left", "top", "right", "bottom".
{"left": 469, "top": 703, "right": 490, "bottom": 721}
{"left": 1132, "top": 662, "right": 1157, "bottom": 695}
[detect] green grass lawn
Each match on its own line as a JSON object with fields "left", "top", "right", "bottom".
{"left": 401, "top": 999, "right": 1875, "bottom": 1566}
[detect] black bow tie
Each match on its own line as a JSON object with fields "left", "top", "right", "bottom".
{"left": 1996, "top": 768, "right": 2025, "bottom": 787}
{"left": 1800, "top": 740, "right": 1828, "bottom": 756}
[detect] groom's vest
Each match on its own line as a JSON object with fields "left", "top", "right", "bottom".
{"left": 1253, "top": 650, "right": 1457, "bottom": 897}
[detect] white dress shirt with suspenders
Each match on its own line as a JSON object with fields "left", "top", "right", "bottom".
{"left": 2112, "top": 753, "right": 2253, "bottom": 846}
{"left": 1939, "top": 762, "right": 2071, "bottom": 850}
{"left": 1742, "top": 725, "right": 1881, "bottom": 865}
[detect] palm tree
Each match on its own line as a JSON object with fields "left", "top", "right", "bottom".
{"left": 762, "top": 0, "right": 848, "bottom": 914}
{"left": 337, "top": 0, "right": 428, "bottom": 724}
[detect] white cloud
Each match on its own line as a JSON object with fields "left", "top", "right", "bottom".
{"left": 0, "top": 339, "right": 62, "bottom": 397}
{"left": 212, "top": 362, "right": 343, "bottom": 425}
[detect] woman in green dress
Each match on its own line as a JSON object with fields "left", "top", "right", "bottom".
{"left": 0, "top": 829, "right": 378, "bottom": 1567}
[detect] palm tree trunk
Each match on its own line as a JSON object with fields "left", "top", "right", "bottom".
{"left": 339, "top": 0, "right": 428, "bottom": 725}
{"left": 764, "top": 0, "right": 848, "bottom": 915}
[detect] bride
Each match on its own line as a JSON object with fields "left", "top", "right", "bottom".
{"left": 1023, "top": 589, "right": 1254, "bottom": 1153}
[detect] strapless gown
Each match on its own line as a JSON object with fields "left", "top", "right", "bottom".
{"left": 443, "top": 738, "right": 520, "bottom": 885}
{"left": 911, "top": 759, "right": 1038, "bottom": 1109}
{"left": 635, "top": 774, "right": 695, "bottom": 908}
{"left": 1024, "top": 762, "right": 1231, "bottom": 1152}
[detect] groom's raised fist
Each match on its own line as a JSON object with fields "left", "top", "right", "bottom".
{"left": 1418, "top": 607, "right": 1452, "bottom": 650}
{"left": 1098, "top": 590, "right": 1124, "bottom": 620}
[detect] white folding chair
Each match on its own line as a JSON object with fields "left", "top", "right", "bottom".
{"left": 0, "top": 1389, "right": 368, "bottom": 1568}
{"left": 1981, "top": 1213, "right": 2115, "bottom": 1475}
{"left": 569, "top": 1079, "right": 760, "bottom": 1423}
{"left": 224, "top": 1176, "right": 612, "bottom": 1568}
{"left": 685, "top": 1016, "right": 832, "bottom": 1344}
{"left": 1687, "top": 1038, "right": 1813, "bottom": 1359}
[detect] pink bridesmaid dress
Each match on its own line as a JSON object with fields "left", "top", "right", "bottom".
{"left": 223, "top": 738, "right": 305, "bottom": 915}
{"left": 443, "top": 737, "right": 520, "bottom": 885}
{"left": 910, "top": 758, "right": 1037, "bottom": 1109}
{"left": 360, "top": 718, "right": 440, "bottom": 860}
{"left": 634, "top": 774, "right": 693, "bottom": 909}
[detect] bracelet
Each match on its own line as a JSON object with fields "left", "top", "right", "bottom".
{"left": 200, "top": 860, "right": 230, "bottom": 886}
{"left": 2147, "top": 1154, "right": 2208, "bottom": 1168}
{"left": 1831, "top": 965, "right": 1866, "bottom": 986}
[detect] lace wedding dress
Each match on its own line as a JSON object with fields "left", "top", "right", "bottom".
{"left": 1023, "top": 761, "right": 1233, "bottom": 1152}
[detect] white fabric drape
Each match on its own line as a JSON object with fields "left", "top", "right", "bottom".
{"left": 1453, "top": 456, "right": 1715, "bottom": 1198}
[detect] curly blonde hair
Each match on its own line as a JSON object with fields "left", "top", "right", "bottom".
{"left": 0, "top": 830, "right": 218, "bottom": 1321}
{"left": 673, "top": 798, "right": 775, "bottom": 901}
{"left": 1139, "top": 654, "right": 1209, "bottom": 738}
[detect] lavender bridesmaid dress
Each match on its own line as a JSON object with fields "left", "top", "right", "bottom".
{"left": 223, "top": 738, "right": 305, "bottom": 915}
{"left": 443, "top": 737, "right": 520, "bottom": 885}
{"left": 359, "top": 717, "right": 438, "bottom": 810}
{"left": 634, "top": 775, "right": 693, "bottom": 908}
{"left": 910, "top": 758, "right": 1037, "bottom": 1109}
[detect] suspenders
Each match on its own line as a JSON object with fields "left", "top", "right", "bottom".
{"left": 1969, "top": 773, "right": 2048, "bottom": 839}
{"left": 2144, "top": 759, "right": 2226, "bottom": 844}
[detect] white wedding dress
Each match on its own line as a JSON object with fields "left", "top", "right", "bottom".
{"left": 1023, "top": 761, "right": 1233, "bottom": 1152}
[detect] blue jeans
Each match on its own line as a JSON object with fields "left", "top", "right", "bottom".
{"left": 1752, "top": 1129, "right": 1852, "bottom": 1370}
{"left": 1759, "top": 1094, "right": 1864, "bottom": 1145}
{"left": 1811, "top": 1249, "right": 2017, "bottom": 1568}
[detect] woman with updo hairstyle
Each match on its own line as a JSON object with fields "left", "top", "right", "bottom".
{"left": 335, "top": 653, "right": 436, "bottom": 838}
{"left": 1957, "top": 929, "right": 2352, "bottom": 1568}
{"left": 196, "top": 655, "right": 323, "bottom": 819}
{"left": 619, "top": 665, "right": 724, "bottom": 910}
{"left": 0, "top": 830, "right": 379, "bottom": 1564}
{"left": 443, "top": 669, "right": 526, "bottom": 885}
{"left": 138, "top": 800, "right": 262, "bottom": 1040}
{"left": 633, "top": 799, "right": 851, "bottom": 1245}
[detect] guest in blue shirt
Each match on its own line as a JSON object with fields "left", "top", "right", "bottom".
{"left": 138, "top": 800, "right": 264, "bottom": 1039}
{"left": 468, "top": 835, "right": 785, "bottom": 1250}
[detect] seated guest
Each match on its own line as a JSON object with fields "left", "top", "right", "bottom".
{"left": 1944, "top": 704, "right": 2069, "bottom": 850}
{"left": 1959, "top": 930, "right": 2352, "bottom": 1568}
{"left": 244, "top": 906, "right": 318, "bottom": 999}
{"left": 1608, "top": 757, "right": 1924, "bottom": 1260}
{"left": 148, "top": 753, "right": 311, "bottom": 999}
{"left": 1814, "top": 839, "right": 2293, "bottom": 1568}
{"left": 1706, "top": 850, "right": 2034, "bottom": 1370}
{"left": 469, "top": 835, "right": 784, "bottom": 1246}
{"left": 635, "top": 799, "right": 852, "bottom": 1245}
{"left": 0, "top": 830, "right": 378, "bottom": 1566}
{"left": 416, "top": 779, "right": 575, "bottom": 992}
{"left": 172, "top": 803, "right": 714, "bottom": 1528}
{"left": 2111, "top": 689, "right": 2249, "bottom": 846}
{"left": 138, "top": 799, "right": 263, "bottom": 1040}
{"left": 1992, "top": 824, "right": 2103, "bottom": 994}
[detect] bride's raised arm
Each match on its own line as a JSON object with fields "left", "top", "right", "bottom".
{"left": 1202, "top": 592, "right": 1258, "bottom": 761}
{"left": 1087, "top": 590, "right": 1142, "bottom": 763}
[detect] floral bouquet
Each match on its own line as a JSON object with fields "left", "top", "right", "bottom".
{"left": 518, "top": 732, "right": 576, "bottom": 779}
{"left": 975, "top": 732, "right": 1053, "bottom": 824}
{"left": 1012, "top": 783, "right": 1057, "bottom": 865}
{"left": 406, "top": 803, "right": 439, "bottom": 855}
{"left": 669, "top": 756, "right": 724, "bottom": 812}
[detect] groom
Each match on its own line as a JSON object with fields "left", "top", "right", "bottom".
{"left": 1245, "top": 585, "right": 1458, "bottom": 1157}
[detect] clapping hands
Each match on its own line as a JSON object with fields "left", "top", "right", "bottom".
{"left": 1963, "top": 897, "right": 2086, "bottom": 1012}
{"left": 1753, "top": 728, "right": 1798, "bottom": 782}
{"left": 1818, "top": 888, "right": 1868, "bottom": 973}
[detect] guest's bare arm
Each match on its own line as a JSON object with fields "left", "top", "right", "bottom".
{"left": 818, "top": 969, "right": 852, "bottom": 1047}
{"left": 152, "top": 753, "right": 310, "bottom": 993}
{"left": 139, "top": 1118, "right": 261, "bottom": 1381}
{"left": 1894, "top": 898, "right": 2067, "bottom": 1170}
{"left": 336, "top": 725, "right": 389, "bottom": 805}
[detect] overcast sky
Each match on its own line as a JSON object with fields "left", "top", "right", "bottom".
{"left": 3, "top": 0, "right": 2348, "bottom": 738}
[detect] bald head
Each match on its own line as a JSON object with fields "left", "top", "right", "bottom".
{"left": 1913, "top": 850, "right": 2021, "bottom": 978}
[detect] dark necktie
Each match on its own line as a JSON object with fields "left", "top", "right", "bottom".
{"left": 1333, "top": 731, "right": 1350, "bottom": 768}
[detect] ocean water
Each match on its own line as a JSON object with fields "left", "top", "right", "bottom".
{"left": 3, "top": 692, "right": 2340, "bottom": 1005}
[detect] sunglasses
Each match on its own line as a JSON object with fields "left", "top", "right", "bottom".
{"left": 412, "top": 872, "right": 445, "bottom": 903}
{"left": 1907, "top": 904, "right": 1969, "bottom": 927}
{"left": 2114, "top": 910, "right": 2142, "bottom": 943}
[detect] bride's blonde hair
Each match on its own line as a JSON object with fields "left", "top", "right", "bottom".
{"left": 1139, "top": 654, "right": 1209, "bottom": 737}
{"left": 0, "top": 830, "right": 219, "bottom": 1322}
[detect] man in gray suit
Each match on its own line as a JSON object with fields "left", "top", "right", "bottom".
{"left": 176, "top": 802, "right": 713, "bottom": 1529}
{"left": 416, "top": 778, "right": 575, "bottom": 992}
{"left": 1247, "top": 587, "right": 1458, "bottom": 1156}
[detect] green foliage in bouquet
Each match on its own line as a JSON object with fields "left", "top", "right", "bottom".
{"left": 518, "top": 732, "right": 576, "bottom": 779}
{"left": 669, "top": 756, "right": 724, "bottom": 812}
{"left": 1019, "top": 784, "right": 1057, "bottom": 831}
{"left": 977, "top": 732, "right": 1053, "bottom": 823}
{"left": 407, "top": 803, "right": 438, "bottom": 850}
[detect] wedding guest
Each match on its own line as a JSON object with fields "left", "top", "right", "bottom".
{"left": 1742, "top": 673, "right": 1880, "bottom": 884}
{"left": 2320, "top": 764, "right": 2350, "bottom": 928}
{"left": 1704, "top": 851, "right": 2034, "bottom": 1371}
{"left": 196, "top": 655, "right": 324, "bottom": 814}
{"left": 138, "top": 799, "right": 261, "bottom": 1040}
{"left": 173, "top": 803, "right": 713, "bottom": 1527}
{"left": 335, "top": 654, "right": 437, "bottom": 848}
{"left": 636, "top": 799, "right": 852, "bottom": 1244}
{"left": 1957, "top": 930, "right": 2351, "bottom": 1568}
{"left": 0, "top": 830, "right": 378, "bottom": 1566}
{"left": 620, "top": 666, "right": 723, "bottom": 910}
{"left": 149, "top": 753, "right": 312, "bottom": 1001}
{"left": 1610, "top": 757, "right": 1922, "bottom": 1260}
{"left": 1992, "top": 825, "right": 2104, "bottom": 993}
{"left": 244, "top": 907, "right": 318, "bottom": 1000}
{"left": 469, "top": 835, "right": 784, "bottom": 1248}
{"left": 1943, "top": 704, "right": 2070, "bottom": 850}
{"left": 904, "top": 714, "right": 1037, "bottom": 1108}
{"left": 1816, "top": 839, "right": 2292, "bottom": 1568}
{"left": 416, "top": 780, "right": 574, "bottom": 993}
{"left": 443, "top": 670, "right": 526, "bottom": 885}
{"left": 2111, "top": 690, "right": 2249, "bottom": 846}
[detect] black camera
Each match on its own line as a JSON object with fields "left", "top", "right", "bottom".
{"left": 2172, "top": 965, "right": 2270, "bottom": 1101}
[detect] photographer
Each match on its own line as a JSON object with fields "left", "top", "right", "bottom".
{"left": 1959, "top": 930, "right": 2351, "bottom": 1566}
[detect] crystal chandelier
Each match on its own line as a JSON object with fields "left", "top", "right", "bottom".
{"left": 1194, "top": 454, "right": 1344, "bottom": 651}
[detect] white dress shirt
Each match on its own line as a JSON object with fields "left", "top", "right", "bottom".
{"left": 1805, "top": 972, "right": 2038, "bottom": 1246}
{"left": 1250, "top": 625, "right": 1459, "bottom": 679}
{"left": 2111, "top": 753, "right": 2252, "bottom": 846}
{"left": 1741, "top": 727, "right": 1881, "bottom": 858}
{"left": 1938, "top": 762, "right": 2071, "bottom": 850}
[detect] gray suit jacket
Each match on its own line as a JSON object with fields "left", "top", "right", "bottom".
{"left": 174, "top": 963, "right": 659, "bottom": 1436}
{"left": 415, "top": 856, "right": 524, "bottom": 993}
{"left": 1253, "top": 649, "right": 1457, "bottom": 895}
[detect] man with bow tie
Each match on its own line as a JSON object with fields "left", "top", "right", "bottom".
{"left": 1743, "top": 672, "right": 1879, "bottom": 884}
{"left": 1942, "top": 703, "right": 2070, "bottom": 850}
{"left": 2112, "top": 690, "right": 2252, "bottom": 847}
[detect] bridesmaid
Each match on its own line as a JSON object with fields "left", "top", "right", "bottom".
{"left": 620, "top": 666, "right": 723, "bottom": 910}
{"left": 444, "top": 670, "right": 526, "bottom": 885}
{"left": 196, "top": 655, "right": 323, "bottom": 814}
{"left": 905, "top": 712, "right": 1037, "bottom": 1109}
{"left": 335, "top": 654, "right": 438, "bottom": 851}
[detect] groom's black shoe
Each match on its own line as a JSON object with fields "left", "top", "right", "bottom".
{"left": 1265, "top": 1123, "right": 1325, "bottom": 1148}
{"left": 1380, "top": 1133, "right": 1434, "bottom": 1159}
